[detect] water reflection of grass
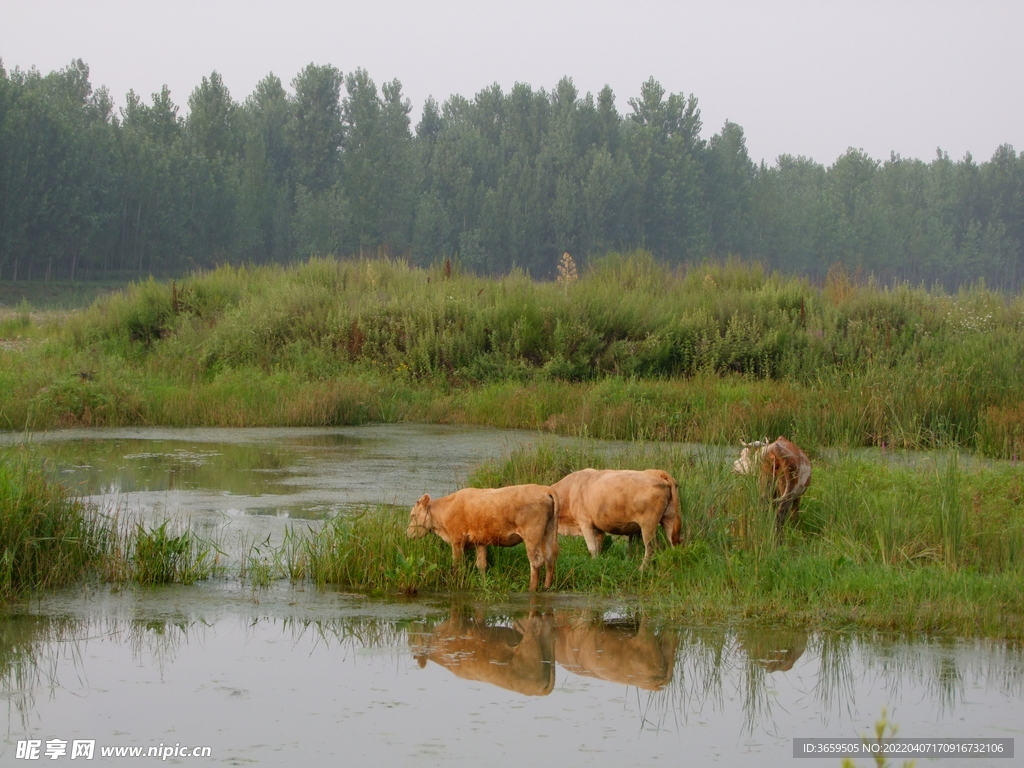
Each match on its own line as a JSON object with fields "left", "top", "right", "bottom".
{"left": 29, "top": 438, "right": 300, "bottom": 498}
{"left": 0, "top": 614, "right": 85, "bottom": 729}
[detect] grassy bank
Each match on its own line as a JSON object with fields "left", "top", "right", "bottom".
{"left": 1, "top": 253, "right": 1023, "bottom": 455}
{"left": 2, "top": 252, "right": 1024, "bottom": 634}
{"left": 224, "top": 439, "right": 1024, "bottom": 638}
{"left": 4, "top": 436, "right": 1023, "bottom": 637}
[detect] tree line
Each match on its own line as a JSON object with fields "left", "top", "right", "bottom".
{"left": 1, "top": 58, "right": 1022, "bottom": 288}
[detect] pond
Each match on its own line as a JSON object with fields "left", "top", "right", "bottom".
{"left": 3, "top": 586, "right": 1022, "bottom": 766}
{"left": 1, "top": 425, "right": 1022, "bottom": 765}
{"left": 0, "top": 424, "right": 567, "bottom": 558}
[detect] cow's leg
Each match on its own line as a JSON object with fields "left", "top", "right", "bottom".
{"left": 626, "top": 532, "right": 642, "bottom": 555}
{"left": 543, "top": 551, "right": 556, "bottom": 589}
{"left": 639, "top": 527, "right": 656, "bottom": 569}
{"left": 580, "top": 523, "right": 603, "bottom": 558}
{"left": 777, "top": 495, "right": 800, "bottom": 534}
{"left": 474, "top": 544, "right": 489, "bottom": 574}
{"left": 542, "top": 519, "right": 558, "bottom": 590}
{"left": 450, "top": 541, "right": 465, "bottom": 569}
{"left": 530, "top": 547, "right": 558, "bottom": 591}
{"left": 524, "top": 541, "right": 543, "bottom": 592}
{"left": 528, "top": 562, "right": 540, "bottom": 592}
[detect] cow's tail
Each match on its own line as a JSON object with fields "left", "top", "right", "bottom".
{"left": 796, "top": 454, "right": 812, "bottom": 492}
{"left": 655, "top": 470, "right": 682, "bottom": 546}
{"left": 545, "top": 491, "right": 560, "bottom": 563}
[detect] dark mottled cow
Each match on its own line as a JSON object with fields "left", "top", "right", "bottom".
{"left": 733, "top": 436, "right": 812, "bottom": 533}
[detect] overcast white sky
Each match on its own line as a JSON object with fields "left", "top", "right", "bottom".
{"left": 2, "top": 0, "right": 1020, "bottom": 166}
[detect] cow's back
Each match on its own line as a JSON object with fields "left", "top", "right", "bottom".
{"left": 576, "top": 469, "right": 673, "bottom": 534}
{"left": 552, "top": 469, "right": 599, "bottom": 534}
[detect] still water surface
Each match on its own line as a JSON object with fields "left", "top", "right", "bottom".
{"left": 1, "top": 424, "right": 563, "bottom": 557}
{"left": 1, "top": 425, "right": 1022, "bottom": 766}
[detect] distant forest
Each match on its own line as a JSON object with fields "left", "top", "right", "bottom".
{"left": 1, "top": 59, "right": 1022, "bottom": 288}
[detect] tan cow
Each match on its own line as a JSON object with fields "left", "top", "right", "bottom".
{"left": 551, "top": 469, "right": 681, "bottom": 566}
{"left": 406, "top": 484, "right": 559, "bottom": 591}
{"left": 733, "top": 436, "right": 812, "bottom": 533}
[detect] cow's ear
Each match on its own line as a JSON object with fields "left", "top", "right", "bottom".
{"left": 419, "top": 493, "right": 431, "bottom": 506}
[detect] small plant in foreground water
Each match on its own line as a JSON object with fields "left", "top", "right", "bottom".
{"left": 842, "top": 708, "right": 915, "bottom": 768}
{"left": 386, "top": 549, "right": 438, "bottom": 595}
{"left": 241, "top": 534, "right": 286, "bottom": 588}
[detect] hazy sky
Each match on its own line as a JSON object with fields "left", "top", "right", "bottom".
{"left": 2, "top": 0, "right": 1020, "bottom": 166}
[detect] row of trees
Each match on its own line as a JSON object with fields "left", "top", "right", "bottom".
{"left": 1, "top": 59, "right": 1022, "bottom": 288}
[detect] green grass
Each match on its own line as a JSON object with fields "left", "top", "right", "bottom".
{"left": 235, "top": 437, "right": 1024, "bottom": 638}
{"left": 268, "top": 498, "right": 1024, "bottom": 637}
{"left": 129, "top": 520, "right": 218, "bottom": 586}
{"left": 0, "top": 447, "right": 223, "bottom": 600}
{"left": 0, "top": 448, "right": 107, "bottom": 598}
{"left": 2, "top": 253, "right": 1024, "bottom": 635}
{"left": 3, "top": 437, "right": 1023, "bottom": 637}
{"left": 2, "top": 253, "right": 1024, "bottom": 454}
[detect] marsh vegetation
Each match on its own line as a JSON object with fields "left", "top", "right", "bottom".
{"left": 1, "top": 255, "right": 1023, "bottom": 637}
{"left": 3, "top": 253, "right": 1024, "bottom": 457}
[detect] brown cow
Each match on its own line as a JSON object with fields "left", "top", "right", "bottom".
{"left": 406, "top": 484, "right": 559, "bottom": 591}
{"left": 733, "top": 436, "right": 812, "bottom": 533}
{"left": 551, "top": 469, "right": 681, "bottom": 566}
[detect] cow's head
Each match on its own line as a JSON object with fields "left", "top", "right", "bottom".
{"left": 407, "top": 494, "right": 433, "bottom": 539}
{"left": 733, "top": 438, "right": 769, "bottom": 474}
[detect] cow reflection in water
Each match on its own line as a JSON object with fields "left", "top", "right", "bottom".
{"left": 737, "top": 627, "right": 807, "bottom": 673}
{"left": 410, "top": 609, "right": 556, "bottom": 696}
{"left": 411, "top": 609, "right": 680, "bottom": 695}
{"left": 555, "top": 611, "right": 679, "bottom": 691}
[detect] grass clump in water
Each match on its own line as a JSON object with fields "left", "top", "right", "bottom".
{"left": 0, "top": 449, "right": 106, "bottom": 599}
{"left": 292, "top": 507, "right": 471, "bottom": 593}
{"left": 127, "top": 520, "right": 218, "bottom": 586}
